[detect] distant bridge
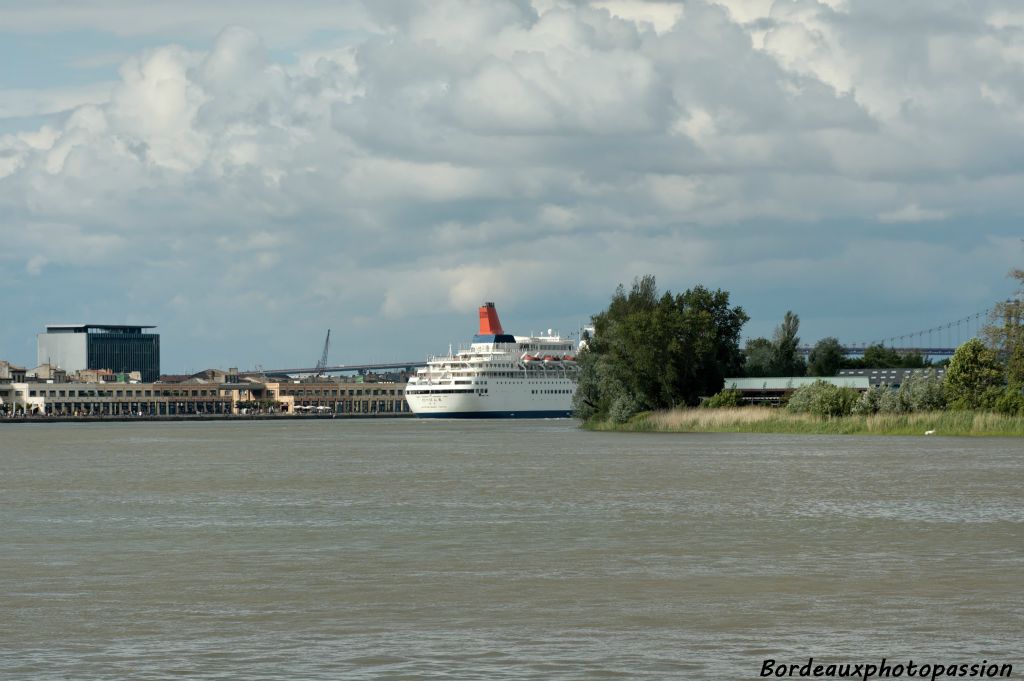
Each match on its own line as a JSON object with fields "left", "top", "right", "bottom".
{"left": 245, "top": 361, "right": 426, "bottom": 377}
{"left": 798, "top": 307, "right": 997, "bottom": 358}
{"left": 797, "top": 346, "right": 956, "bottom": 357}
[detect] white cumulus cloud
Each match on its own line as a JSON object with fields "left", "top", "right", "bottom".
{"left": 1, "top": 1, "right": 1023, "bottom": 369}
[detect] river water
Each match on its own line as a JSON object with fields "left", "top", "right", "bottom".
{"left": 1, "top": 420, "right": 1021, "bottom": 679}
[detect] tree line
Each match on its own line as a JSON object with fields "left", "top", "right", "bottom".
{"left": 743, "top": 313, "right": 935, "bottom": 379}
{"left": 575, "top": 270, "right": 1024, "bottom": 422}
{"left": 782, "top": 335, "right": 1024, "bottom": 418}
{"left": 573, "top": 275, "right": 747, "bottom": 422}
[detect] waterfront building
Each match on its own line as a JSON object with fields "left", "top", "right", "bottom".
{"left": 266, "top": 379, "right": 409, "bottom": 415}
{"left": 0, "top": 383, "right": 43, "bottom": 414}
{"left": 70, "top": 368, "right": 142, "bottom": 383}
{"left": 0, "top": 374, "right": 409, "bottom": 417}
{"left": 27, "top": 363, "right": 68, "bottom": 382}
{"left": 37, "top": 324, "right": 160, "bottom": 382}
{"left": 2, "top": 381, "right": 234, "bottom": 417}
{"left": 0, "top": 360, "right": 27, "bottom": 383}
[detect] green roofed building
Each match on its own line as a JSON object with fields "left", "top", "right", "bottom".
{"left": 723, "top": 376, "right": 870, "bottom": 405}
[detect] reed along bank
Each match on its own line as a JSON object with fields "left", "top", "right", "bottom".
{"left": 586, "top": 407, "right": 1024, "bottom": 437}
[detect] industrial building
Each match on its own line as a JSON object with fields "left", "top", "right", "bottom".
{"left": 37, "top": 324, "right": 161, "bottom": 382}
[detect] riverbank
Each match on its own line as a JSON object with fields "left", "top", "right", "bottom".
{"left": 586, "top": 407, "right": 1024, "bottom": 437}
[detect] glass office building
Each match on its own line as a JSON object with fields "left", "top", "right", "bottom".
{"left": 37, "top": 325, "right": 160, "bottom": 382}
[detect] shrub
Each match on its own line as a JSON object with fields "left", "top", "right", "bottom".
{"left": 861, "top": 371, "right": 949, "bottom": 415}
{"left": 786, "top": 380, "right": 859, "bottom": 417}
{"left": 994, "top": 384, "right": 1024, "bottom": 416}
{"left": 831, "top": 388, "right": 862, "bottom": 417}
{"left": 900, "top": 370, "right": 947, "bottom": 411}
{"left": 702, "top": 389, "right": 743, "bottom": 409}
{"left": 609, "top": 394, "right": 640, "bottom": 424}
{"left": 853, "top": 385, "right": 885, "bottom": 415}
{"left": 877, "top": 384, "right": 910, "bottom": 414}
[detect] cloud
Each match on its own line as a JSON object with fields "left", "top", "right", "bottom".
{"left": 7, "top": 222, "right": 127, "bottom": 276}
{"left": 1, "top": 1, "right": 1023, "bottom": 369}
{"left": 0, "top": 83, "right": 116, "bottom": 120}
{"left": 593, "top": 1, "right": 685, "bottom": 33}
{"left": 0, "top": 1, "right": 376, "bottom": 47}
{"left": 878, "top": 203, "right": 949, "bottom": 224}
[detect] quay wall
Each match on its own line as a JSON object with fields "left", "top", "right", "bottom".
{"left": 1, "top": 412, "right": 414, "bottom": 424}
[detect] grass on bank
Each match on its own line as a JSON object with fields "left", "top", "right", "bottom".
{"left": 586, "top": 407, "right": 1024, "bottom": 437}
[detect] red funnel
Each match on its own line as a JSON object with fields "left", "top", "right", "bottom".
{"left": 478, "top": 302, "right": 504, "bottom": 335}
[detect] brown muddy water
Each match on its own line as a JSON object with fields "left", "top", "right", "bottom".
{"left": 1, "top": 420, "right": 1021, "bottom": 679}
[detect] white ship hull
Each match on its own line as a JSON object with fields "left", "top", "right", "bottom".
{"left": 405, "top": 375, "right": 575, "bottom": 418}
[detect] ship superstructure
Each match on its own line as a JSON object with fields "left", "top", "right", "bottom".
{"left": 405, "top": 303, "right": 578, "bottom": 418}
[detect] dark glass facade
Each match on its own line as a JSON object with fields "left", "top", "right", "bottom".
{"left": 86, "top": 330, "right": 160, "bottom": 382}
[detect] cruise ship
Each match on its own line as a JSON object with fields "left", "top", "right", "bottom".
{"left": 405, "top": 303, "right": 578, "bottom": 418}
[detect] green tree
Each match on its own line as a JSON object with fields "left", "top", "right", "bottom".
{"left": 848, "top": 343, "right": 928, "bottom": 369}
{"left": 861, "top": 344, "right": 904, "bottom": 368}
{"left": 984, "top": 268, "right": 1024, "bottom": 384}
{"left": 807, "top": 337, "right": 844, "bottom": 376}
{"left": 742, "top": 337, "right": 773, "bottom": 377}
{"left": 770, "top": 311, "right": 806, "bottom": 376}
{"left": 944, "top": 338, "right": 1004, "bottom": 410}
{"left": 898, "top": 351, "right": 927, "bottom": 368}
{"left": 573, "top": 275, "right": 749, "bottom": 421}
{"left": 572, "top": 349, "right": 605, "bottom": 421}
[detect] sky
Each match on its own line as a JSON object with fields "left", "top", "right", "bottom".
{"left": 1, "top": 0, "right": 1023, "bottom": 373}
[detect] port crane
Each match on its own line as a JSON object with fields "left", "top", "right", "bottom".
{"left": 314, "top": 329, "right": 331, "bottom": 377}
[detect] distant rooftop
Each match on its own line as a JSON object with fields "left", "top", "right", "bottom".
{"left": 726, "top": 376, "right": 870, "bottom": 391}
{"left": 838, "top": 367, "right": 945, "bottom": 387}
{"left": 44, "top": 324, "right": 157, "bottom": 332}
